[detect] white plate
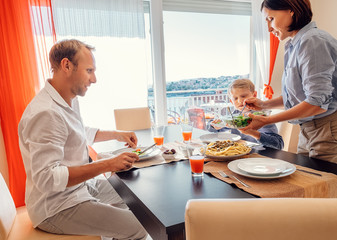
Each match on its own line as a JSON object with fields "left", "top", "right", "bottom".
{"left": 110, "top": 147, "right": 161, "bottom": 160}
{"left": 237, "top": 158, "right": 287, "bottom": 175}
{"left": 205, "top": 152, "right": 250, "bottom": 161}
{"left": 228, "top": 158, "right": 296, "bottom": 179}
{"left": 200, "top": 133, "right": 241, "bottom": 143}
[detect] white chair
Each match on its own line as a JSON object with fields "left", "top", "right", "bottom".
{"left": 278, "top": 121, "right": 300, "bottom": 153}
{"left": 185, "top": 198, "right": 337, "bottom": 240}
{"left": 114, "top": 107, "right": 152, "bottom": 131}
{"left": 0, "top": 173, "right": 100, "bottom": 240}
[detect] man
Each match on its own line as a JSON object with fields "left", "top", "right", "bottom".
{"left": 18, "top": 39, "right": 147, "bottom": 239}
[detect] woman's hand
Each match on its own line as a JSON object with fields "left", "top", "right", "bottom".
{"left": 239, "top": 128, "right": 261, "bottom": 140}
{"left": 244, "top": 97, "right": 265, "bottom": 111}
{"left": 240, "top": 114, "right": 270, "bottom": 131}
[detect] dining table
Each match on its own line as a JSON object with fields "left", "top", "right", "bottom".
{"left": 93, "top": 125, "right": 337, "bottom": 240}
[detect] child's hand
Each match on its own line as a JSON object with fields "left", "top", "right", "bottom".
{"left": 211, "top": 119, "right": 225, "bottom": 130}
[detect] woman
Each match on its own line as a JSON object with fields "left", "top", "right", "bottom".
{"left": 243, "top": 0, "right": 337, "bottom": 163}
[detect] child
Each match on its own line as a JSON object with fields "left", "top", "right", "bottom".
{"left": 209, "top": 79, "right": 284, "bottom": 150}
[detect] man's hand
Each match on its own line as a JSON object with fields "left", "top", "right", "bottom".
{"left": 106, "top": 152, "right": 139, "bottom": 172}
{"left": 115, "top": 131, "right": 138, "bottom": 148}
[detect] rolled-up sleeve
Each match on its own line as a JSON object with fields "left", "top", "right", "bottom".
{"left": 299, "top": 36, "right": 335, "bottom": 109}
{"left": 85, "top": 126, "right": 98, "bottom": 145}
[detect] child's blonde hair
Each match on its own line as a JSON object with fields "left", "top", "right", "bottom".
{"left": 228, "top": 79, "right": 255, "bottom": 95}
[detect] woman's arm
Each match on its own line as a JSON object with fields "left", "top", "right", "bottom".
{"left": 244, "top": 96, "right": 284, "bottom": 111}
{"left": 242, "top": 101, "right": 326, "bottom": 131}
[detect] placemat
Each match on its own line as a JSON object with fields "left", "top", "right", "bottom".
{"left": 204, "top": 153, "right": 337, "bottom": 198}
{"left": 97, "top": 142, "right": 189, "bottom": 169}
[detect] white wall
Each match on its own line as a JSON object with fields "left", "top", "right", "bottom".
{"left": 271, "top": 0, "right": 337, "bottom": 94}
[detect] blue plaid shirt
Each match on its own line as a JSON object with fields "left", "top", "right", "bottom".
{"left": 282, "top": 22, "right": 337, "bottom": 124}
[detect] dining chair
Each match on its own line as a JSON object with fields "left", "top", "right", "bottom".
{"left": 114, "top": 107, "right": 152, "bottom": 131}
{"left": 167, "top": 109, "right": 181, "bottom": 124}
{"left": 0, "top": 173, "right": 100, "bottom": 240}
{"left": 185, "top": 198, "right": 337, "bottom": 240}
{"left": 278, "top": 121, "right": 300, "bottom": 153}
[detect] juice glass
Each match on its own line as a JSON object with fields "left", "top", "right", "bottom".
{"left": 151, "top": 125, "right": 165, "bottom": 147}
{"left": 187, "top": 143, "right": 206, "bottom": 177}
{"left": 181, "top": 122, "right": 193, "bottom": 143}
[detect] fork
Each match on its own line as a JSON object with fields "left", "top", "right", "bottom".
{"left": 218, "top": 171, "right": 251, "bottom": 188}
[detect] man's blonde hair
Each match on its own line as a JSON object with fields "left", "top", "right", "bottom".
{"left": 228, "top": 79, "right": 255, "bottom": 95}
{"left": 49, "top": 39, "right": 95, "bottom": 72}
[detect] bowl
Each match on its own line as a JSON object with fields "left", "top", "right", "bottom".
{"left": 162, "top": 149, "right": 177, "bottom": 160}
{"left": 223, "top": 114, "right": 252, "bottom": 129}
{"left": 250, "top": 109, "right": 272, "bottom": 116}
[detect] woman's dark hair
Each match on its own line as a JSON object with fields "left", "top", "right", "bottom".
{"left": 261, "top": 0, "right": 312, "bottom": 31}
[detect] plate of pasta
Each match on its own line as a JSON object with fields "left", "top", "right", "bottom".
{"left": 205, "top": 140, "right": 251, "bottom": 160}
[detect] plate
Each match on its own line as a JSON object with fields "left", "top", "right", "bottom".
{"left": 200, "top": 133, "right": 241, "bottom": 143}
{"left": 110, "top": 147, "right": 161, "bottom": 160}
{"left": 228, "top": 158, "right": 296, "bottom": 179}
{"left": 237, "top": 158, "right": 287, "bottom": 175}
{"left": 205, "top": 152, "right": 250, "bottom": 160}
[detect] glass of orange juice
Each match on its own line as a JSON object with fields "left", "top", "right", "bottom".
{"left": 151, "top": 125, "right": 166, "bottom": 147}
{"left": 180, "top": 122, "right": 194, "bottom": 143}
{"left": 187, "top": 143, "right": 206, "bottom": 177}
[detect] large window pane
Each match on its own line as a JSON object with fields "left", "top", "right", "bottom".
{"left": 159, "top": 11, "right": 251, "bottom": 126}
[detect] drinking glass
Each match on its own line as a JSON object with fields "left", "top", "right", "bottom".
{"left": 180, "top": 122, "right": 194, "bottom": 143}
{"left": 151, "top": 125, "right": 166, "bottom": 147}
{"left": 187, "top": 143, "right": 206, "bottom": 177}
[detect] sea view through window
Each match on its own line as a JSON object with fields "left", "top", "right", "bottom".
{"left": 148, "top": 10, "right": 251, "bottom": 122}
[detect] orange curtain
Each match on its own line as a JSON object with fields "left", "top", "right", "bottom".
{"left": 0, "top": 0, "right": 55, "bottom": 207}
{"left": 264, "top": 32, "right": 279, "bottom": 100}
{"left": 0, "top": 0, "right": 40, "bottom": 207}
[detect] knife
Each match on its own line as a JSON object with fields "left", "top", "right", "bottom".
{"left": 296, "top": 168, "right": 322, "bottom": 176}
{"left": 138, "top": 143, "right": 157, "bottom": 155}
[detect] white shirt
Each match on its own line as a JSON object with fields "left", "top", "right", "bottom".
{"left": 18, "top": 80, "right": 98, "bottom": 227}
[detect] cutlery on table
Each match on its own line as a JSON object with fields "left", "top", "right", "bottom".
{"left": 218, "top": 171, "right": 251, "bottom": 188}
{"left": 296, "top": 168, "right": 322, "bottom": 176}
{"left": 138, "top": 143, "right": 157, "bottom": 155}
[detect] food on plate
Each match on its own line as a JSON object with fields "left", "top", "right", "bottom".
{"left": 162, "top": 148, "right": 177, "bottom": 160}
{"left": 206, "top": 140, "right": 251, "bottom": 157}
{"left": 163, "top": 149, "right": 176, "bottom": 155}
{"left": 132, "top": 148, "right": 144, "bottom": 156}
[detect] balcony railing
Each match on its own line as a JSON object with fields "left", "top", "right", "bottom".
{"left": 148, "top": 89, "right": 233, "bottom": 125}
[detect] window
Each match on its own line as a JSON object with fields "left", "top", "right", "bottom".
{"left": 149, "top": 0, "right": 252, "bottom": 125}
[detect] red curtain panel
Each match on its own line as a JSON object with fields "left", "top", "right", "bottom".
{"left": 264, "top": 33, "right": 279, "bottom": 100}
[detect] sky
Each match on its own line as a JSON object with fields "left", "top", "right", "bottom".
{"left": 162, "top": 11, "right": 251, "bottom": 82}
